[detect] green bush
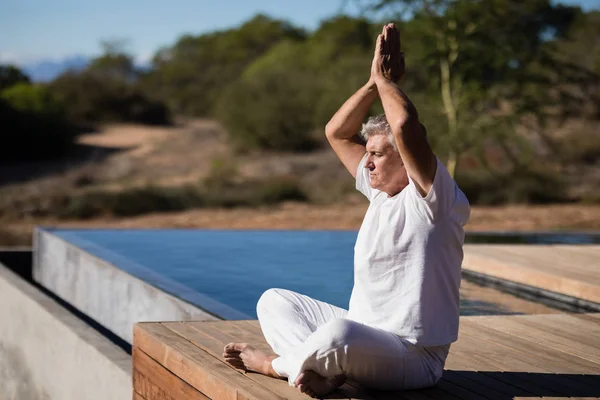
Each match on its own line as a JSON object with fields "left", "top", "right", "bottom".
{"left": 457, "top": 167, "right": 569, "bottom": 205}
{"left": 48, "top": 71, "right": 171, "bottom": 125}
{"left": 0, "top": 83, "right": 76, "bottom": 162}
{"left": 215, "top": 40, "right": 320, "bottom": 152}
{"left": 0, "top": 65, "right": 30, "bottom": 92}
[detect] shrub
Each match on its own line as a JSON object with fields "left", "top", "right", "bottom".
{"left": 48, "top": 71, "right": 171, "bottom": 125}
{"left": 215, "top": 39, "right": 320, "bottom": 152}
{"left": 55, "top": 178, "right": 309, "bottom": 219}
{"left": 0, "top": 65, "right": 30, "bottom": 92}
{"left": 0, "top": 83, "right": 75, "bottom": 162}
{"left": 59, "top": 186, "right": 203, "bottom": 219}
{"left": 457, "top": 166, "right": 569, "bottom": 205}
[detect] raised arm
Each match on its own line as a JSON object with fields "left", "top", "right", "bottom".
{"left": 373, "top": 24, "right": 436, "bottom": 196}
{"left": 325, "top": 81, "right": 378, "bottom": 178}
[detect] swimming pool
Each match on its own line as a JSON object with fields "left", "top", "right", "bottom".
{"left": 42, "top": 228, "right": 597, "bottom": 319}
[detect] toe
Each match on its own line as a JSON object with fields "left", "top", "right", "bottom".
{"left": 232, "top": 342, "right": 249, "bottom": 352}
{"left": 297, "top": 383, "right": 307, "bottom": 393}
{"left": 295, "top": 372, "right": 305, "bottom": 387}
{"left": 224, "top": 343, "right": 235, "bottom": 352}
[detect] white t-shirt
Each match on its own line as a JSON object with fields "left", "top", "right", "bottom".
{"left": 347, "top": 154, "right": 470, "bottom": 347}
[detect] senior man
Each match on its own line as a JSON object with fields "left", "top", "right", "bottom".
{"left": 223, "top": 23, "right": 470, "bottom": 397}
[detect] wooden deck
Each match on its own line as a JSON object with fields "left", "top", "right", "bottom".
{"left": 463, "top": 245, "right": 600, "bottom": 304}
{"left": 133, "top": 313, "right": 600, "bottom": 400}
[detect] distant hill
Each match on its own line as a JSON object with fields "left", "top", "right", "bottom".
{"left": 21, "top": 55, "right": 90, "bottom": 82}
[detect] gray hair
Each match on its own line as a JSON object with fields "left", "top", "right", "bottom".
{"left": 359, "top": 114, "right": 397, "bottom": 151}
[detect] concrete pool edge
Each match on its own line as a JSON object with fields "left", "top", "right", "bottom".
{"left": 33, "top": 227, "right": 252, "bottom": 344}
{"left": 0, "top": 259, "right": 131, "bottom": 399}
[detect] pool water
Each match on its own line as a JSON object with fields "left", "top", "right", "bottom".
{"left": 48, "top": 229, "right": 596, "bottom": 319}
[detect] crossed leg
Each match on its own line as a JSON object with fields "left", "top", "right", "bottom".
{"left": 223, "top": 288, "right": 443, "bottom": 397}
{"left": 224, "top": 288, "right": 348, "bottom": 397}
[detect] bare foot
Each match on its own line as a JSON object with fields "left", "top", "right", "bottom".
{"left": 223, "top": 342, "right": 279, "bottom": 378}
{"left": 295, "top": 370, "right": 346, "bottom": 398}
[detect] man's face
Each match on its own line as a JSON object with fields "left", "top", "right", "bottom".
{"left": 365, "top": 134, "right": 408, "bottom": 195}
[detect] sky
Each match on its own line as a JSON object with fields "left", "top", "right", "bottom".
{"left": 1, "top": 0, "right": 598, "bottom": 65}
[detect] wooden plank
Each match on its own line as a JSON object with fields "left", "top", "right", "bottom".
{"left": 133, "top": 346, "right": 209, "bottom": 400}
{"left": 455, "top": 328, "right": 587, "bottom": 396}
{"left": 468, "top": 245, "right": 600, "bottom": 280}
{"left": 444, "top": 370, "right": 537, "bottom": 398}
{"left": 465, "top": 315, "right": 600, "bottom": 366}
{"left": 444, "top": 347, "right": 548, "bottom": 398}
{"left": 509, "top": 313, "right": 600, "bottom": 352}
{"left": 242, "top": 320, "right": 265, "bottom": 336}
{"left": 458, "top": 318, "right": 600, "bottom": 392}
{"left": 163, "top": 322, "right": 324, "bottom": 400}
{"left": 133, "top": 391, "right": 145, "bottom": 400}
{"left": 458, "top": 321, "right": 600, "bottom": 396}
{"left": 446, "top": 332, "right": 569, "bottom": 397}
{"left": 439, "top": 370, "right": 516, "bottom": 400}
{"left": 211, "top": 321, "right": 274, "bottom": 354}
{"left": 497, "top": 246, "right": 600, "bottom": 278}
{"left": 135, "top": 313, "right": 600, "bottom": 400}
{"left": 133, "top": 322, "right": 285, "bottom": 400}
{"left": 462, "top": 245, "right": 600, "bottom": 302}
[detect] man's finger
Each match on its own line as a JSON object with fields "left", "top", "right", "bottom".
{"left": 382, "top": 25, "right": 390, "bottom": 55}
{"left": 388, "top": 24, "right": 400, "bottom": 57}
{"left": 375, "top": 34, "right": 383, "bottom": 56}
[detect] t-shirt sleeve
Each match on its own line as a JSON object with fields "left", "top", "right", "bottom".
{"left": 355, "top": 153, "right": 375, "bottom": 201}
{"left": 406, "top": 157, "right": 460, "bottom": 222}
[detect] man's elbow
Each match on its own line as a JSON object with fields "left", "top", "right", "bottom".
{"left": 390, "top": 114, "right": 419, "bottom": 141}
{"left": 325, "top": 121, "right": 343, "bottom": 140}
{"left": 325, "top": 121, "right": 335, "bottom": 138}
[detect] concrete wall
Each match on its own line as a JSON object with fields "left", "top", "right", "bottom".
{"left": 0, "top": 265, "right": 131, "bottom": 400}
{"left": 33, "top": 228, "right": 219, "bottom": 344}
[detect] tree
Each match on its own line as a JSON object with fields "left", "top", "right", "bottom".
{"left": 0, "top": 83, "right": 75, "bottom": 162}
{"left": 48, "top": 39, "right": 171, "bottom": 125}
{"left": 142, "top": 14, "right": 307, "bottom": 116}
{"left": 352, "top": 0, "right": 582, "bottom": 178}
{"left": 0, "top": 65, "right": 30, "bottom": 92}
{"left": 87, "top": 39, "right": 137, "bottom": 82}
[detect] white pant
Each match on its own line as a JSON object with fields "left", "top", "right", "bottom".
{"left": 256, "top": 288, "right": 449, "bottom": 390}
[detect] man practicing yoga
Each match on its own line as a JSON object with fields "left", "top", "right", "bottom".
{"left": 223, "top": 23, "right": 470, "bottom": 397}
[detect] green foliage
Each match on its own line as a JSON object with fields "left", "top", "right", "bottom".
{"left": 0, "top": 83, "right": 75, "bottom": 162}
{"left": 46, "top": 41, "right": 171, "bottom": 126}
{"left": 49, "top": 71, "right": 170, "bottom": 125}
{"left": 0, "top": 65, "right": 30, "bottom": 92}
{"left": 87, "top": 39, "right": 138, "bottom": 82}
{"left": 216, "top": 42, "right": 319, "bottom": 151}
{"left": 215, "top": 16, "right": 378, "bottom": 151}
{"left": 143, "top": 14, "right": 306, "bottom": 116}
{"left": 457, "top": 167, "right": 569, "bottom": 205}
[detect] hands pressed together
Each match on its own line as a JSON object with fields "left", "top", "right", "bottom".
{"left": 370, "top": 23, "right": 405, "bottom": 86}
